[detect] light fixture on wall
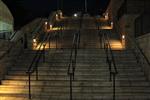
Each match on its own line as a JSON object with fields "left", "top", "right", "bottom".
{"left": 45, "top": 22, "right": 48, "bottom": 25}
{"left": 50, "top": 24, "right": 53, "bottom": 29}
{"left": 105, "top": 12, "right": 109, "bottom": 20}
{"left": 111, "top": 22, "right": 113, "bottom": 28}
{"left": 122, "top": 35, "right": 125, "bottom": 39}
{"left": 56, "top": 14, "right": 59, "bottom": 20}
{"left": 33, "top": 39, "right": 37, "bottom": 43}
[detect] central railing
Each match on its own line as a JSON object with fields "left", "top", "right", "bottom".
{"left": 95, "top": 17, "right": 118, "bottom": 100}
{"left": 26, "top": 32, "right": 50, "bottom": 99}
{"left": 67, "top": 14, "right": 82, "bottom": 100}
{"left": 67, "top": 32, "right": 79, "bottom": 100}
{"left": 102, "top": 33, "right": 118, "bottom": 100}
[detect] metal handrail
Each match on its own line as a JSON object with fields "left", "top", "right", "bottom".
{"left": 67, "top": 32, "right": 79, "bottom": 100}
{"left": 26, "top": 32, "right": 50, "bottom": 99}
{"left": 103, "top": 33, "right": 118, "bottom": 100}
{"left": 95, "top": 17, "right": 118, "bottom": 100}
{"left": 67, "top": 14, "right": 82, "bottom": 100}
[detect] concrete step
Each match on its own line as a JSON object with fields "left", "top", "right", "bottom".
{"left": 8, "top": 68, "right": 143, "bottom": 74}
{"left": 0, "top": 86, "right": 150, "bottom": 93}
{"left": 8, "top": 70, "right": 144, "bottom": 76}
{"left": 2, "top": 80, "right": 149, "bottom": 87}
{"left": 1, "top": 94, "right": 150, "bottom": 100}
{"left": 11, "top": 65, "right": 140, "bottom": 71}
{"left": 4, "top": 75, "right": 146, "bottom": 81}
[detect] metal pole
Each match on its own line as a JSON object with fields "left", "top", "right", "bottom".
{"left": 57, "top": 0, "right": 59, "bottom": 10}
{"left": 70, "top": 74, "right": 73, "bottom": 100}
{"left": 85, "top": 0, "right": 87, "bottom": 13}
{"left": 28, "top": 73, "right": 31, "bottom": 99}
{"left": 43, "top": 45, "right": 45, "bottom": 62}
{"left": 113, "top": 73, "right": 116, "bottom": 100}
{"left": 36, "top": 66, "right": 38, "bottom": 81}
{"left": 56, "top": 35, "right": 58, "bottom": 49}
{"left": 49, "top": 36, "right": 51, "bottom": 49}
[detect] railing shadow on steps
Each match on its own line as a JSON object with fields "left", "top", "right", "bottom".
{"left": 26, "top": 32, "right": 51, "bottom": 99}
{"left": 67, "top": 15, "right": 82, "bottom": 100}
{"left": 95, "top": 17, "right": 118, "bottom": 100}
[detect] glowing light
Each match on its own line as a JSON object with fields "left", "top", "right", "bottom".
{"left": 33, "top": 39, "right": 36, "bottom": 43}
{"left": 110, "top": 40, "right": 124, "bottom": 50}
{"left": 105, "top": 12, "right": 109, "bottom": 20}
{"left": 45, "top": 22, "right": 48, "bottom": 25}
{"left": 122, "top": 35, "right": 125, "bottom": 39}
{"left": 60, "top": 12, "right": 63, "bottom": 18}
{"left": 74, "top": 13, "right": 78, "bottom": 17}
{"left": 111, "top": 22, "right": 113, "bottom": 28}
{"left": 111, "top": 22, "right": 113, "bottom": 25}
{"left": 50, "top": 24, "right": 53, "bottom": 29}
{"left": 56, "top": 14, "right": 59, "bottom": 20}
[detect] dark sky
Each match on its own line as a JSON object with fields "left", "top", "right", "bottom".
{"left": 2, "top": 0, "right": 110, "bottom": 30}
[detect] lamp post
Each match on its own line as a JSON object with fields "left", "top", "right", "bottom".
{"left": 57, "top": 0, "right": 59, "bottom": 10}
{"left": 85, "top": 0, "right": 87, "bottom": 13}
{"left": 57, "top": 0, "right": 63, "bottom": 10}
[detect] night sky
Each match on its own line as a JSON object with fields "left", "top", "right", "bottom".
{"left": 2, "top": 0, "right": 110, "bottom": 29}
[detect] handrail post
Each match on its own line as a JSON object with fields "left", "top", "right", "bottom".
{"left": 28, "top": 73, "right": 31, "bottom": 99}
{"left": 43, "top": 44, "right": 46, "bottom": 62}
{"left": 69, "top": 73, "right": 73, "bottom": 100}
{"left": 113, "top": 73, "right": 116, "bottom": 100}
{"left": 36, "top": 64, "right": 38, "bottom": 81}
{"left": 49, "top": 36, "right": 51, "bottom": 49}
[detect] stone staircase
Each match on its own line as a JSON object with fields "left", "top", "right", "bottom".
{"left": 0, "top": 48, "right": 150, "bottom": 100}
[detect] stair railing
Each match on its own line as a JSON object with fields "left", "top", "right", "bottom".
{"left": 26, "top": 32, "right": 50, "bottom": 99}
{"left": 103, "top": 33, "right": 118, "bottom": 100}
{"left": 95, "top": 17, "right": 118, "bottom": 100}
{"left": 67, "top": 13, "right": 83, "bottom": 100}
{"left": 67, "top": 32, "right": 80, "bottom": 100}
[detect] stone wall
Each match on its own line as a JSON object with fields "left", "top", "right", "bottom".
{"left": 0, "top": 0, "right": 13, "bottom": 31}
{"left": 136, "top": 33, "right": 150, "bottom": 80}
{"left": 137, "top": 33, "right": 150, "bottom": 61}
{"left": 0, "top": 39, "right": 24, "bottom": 81}
{"left": 11, "top": 18, "right": 46, "bottom": 49}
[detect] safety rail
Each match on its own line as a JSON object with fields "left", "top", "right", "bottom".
{"left": 26, "top": 32, "right": 50, "bottom": 99}
{"left": 67, "top": 32, "right": 80, "bottom": 100}
{"left": 102, "top": 33, "right": 118, "bottom": 100}
{"left": 95, "top": 17, "right": 118, "bottom": 100}
{"left": 67, "top": 15, "right": 82, "bottom": 100}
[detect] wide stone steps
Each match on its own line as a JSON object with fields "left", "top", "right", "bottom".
{"left": 0, "top": 41, "right": 149, "bottom": 100}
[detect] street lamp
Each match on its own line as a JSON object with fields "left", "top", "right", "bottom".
{"left": 57, "top": 0, "right": 63, "bottom": 10}
{"left": 85, "top": 0, "right": 87, "bottom": 13}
